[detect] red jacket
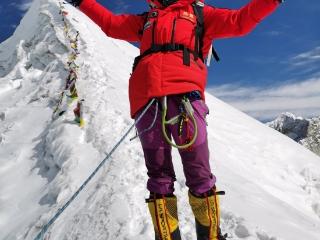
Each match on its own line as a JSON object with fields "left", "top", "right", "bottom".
{"left": 80, "top": 0, "right": 279, "bottom": 117}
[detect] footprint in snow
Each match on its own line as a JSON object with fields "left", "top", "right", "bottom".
{"left": 234, "top": 224, "right": 250, "bottom": 238}
{"left": 0, "top": 112, "right": 5, "bottom": 121}
{"left": 221, "top": 210, "right": 278, "bottom": 239}
{"left": 300, "top": 167, "right": 320, "bottom": 218}
{"left": 256, "top": 231, "right": 278, "bottom": 240}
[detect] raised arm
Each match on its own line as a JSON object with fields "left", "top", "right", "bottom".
{"left": 204, "top": 0, "right": 281, "bottom": 39}
{"left": 79, "top": 0, "right": 145, "bottom": 42}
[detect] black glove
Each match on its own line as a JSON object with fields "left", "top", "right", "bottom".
{"left": 66, "top": 0, "right": 83, "bottom": 7}
{"left": 277, "top": 0, "right": 285, "bottom": 3}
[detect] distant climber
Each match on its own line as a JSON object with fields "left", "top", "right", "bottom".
{"left": 66, "top": 0, "right": 283, "bottom": 239}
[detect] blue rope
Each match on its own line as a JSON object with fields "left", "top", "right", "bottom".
{"left": 33, "top": 98, "right": 156, "bottom": 240}
{"left": 130, "top": 100, "right": 158, "bottom": 141}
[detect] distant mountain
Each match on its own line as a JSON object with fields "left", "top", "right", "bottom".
{"left": 267, "top": 112, "right": 320, "bottom": 156}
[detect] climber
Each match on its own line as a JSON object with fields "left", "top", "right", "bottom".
{"left": 66, "top": 0, "right": 283, "bottom": 239}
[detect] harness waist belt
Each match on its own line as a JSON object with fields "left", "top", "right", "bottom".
{"left": 132, "top": 43, "right": 203, "bottom": 72}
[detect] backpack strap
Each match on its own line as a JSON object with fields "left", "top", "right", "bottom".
{"left": 192, "top": 1, "right": 204, "bottom": 61}
{"left": 192, "top": 2, "right": 220, "bottom": 63}
{"left": 192, "top": 2, "right": 204, "bottom": 62}
{"left": 211, "top": 46, "right": 220, "bottom": 62}
{"left": 137, "top": 12, "right": 149, "bottom": 36}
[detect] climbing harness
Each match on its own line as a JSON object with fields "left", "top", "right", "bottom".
{"left": 130, "top": 93, "right": 200, "bottom": 149}
{"left": 33, "top": 98, "right": 156, "bottom": 240}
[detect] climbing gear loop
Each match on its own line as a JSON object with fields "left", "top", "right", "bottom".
{"left": 161, "top": 95, "right": 198, "bottom": 149}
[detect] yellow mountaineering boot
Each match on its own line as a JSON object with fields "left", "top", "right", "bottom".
{"left": 189, "top": 187, "right": 227, "bottom": 240}
{"left": 146, "top": 193, "right": 181, "bottom": 240}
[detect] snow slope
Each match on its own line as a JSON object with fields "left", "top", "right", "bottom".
{"left": 1, "top": 0, "right": 320, "bottom": 239}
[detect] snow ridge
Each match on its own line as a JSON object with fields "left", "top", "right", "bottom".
{"left": 1, "top": 0, "right": 320, "bottom": 240}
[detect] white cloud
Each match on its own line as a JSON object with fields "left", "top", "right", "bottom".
{"left": 264, "top": 30, "right": 282, "bottom": 37}
{"left": 10, "top": 0, "right": 33, "bottom": 12}
{"left": 114, "top": 0, "right": 130, "bottom": 13}
{"left": 207, "top": 78, "right": 320, "bottom": 121}
{"left": 208, "top": 47, "right": 320, "bottom": 121}
{"left": 290, "top": 46, "right": 320, "bottom": 67}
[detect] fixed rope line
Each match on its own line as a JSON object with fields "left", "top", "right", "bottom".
{"left": 130, "top": 100, "right": 158, "bottom": 141}
{"left": 33, "top": 98, "right": 156, "bottom": 240}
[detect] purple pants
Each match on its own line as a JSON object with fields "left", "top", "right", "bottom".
{"left": 135, "top": 95, "right": 216, "bottom": 195}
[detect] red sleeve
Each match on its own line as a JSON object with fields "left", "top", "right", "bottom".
{"left": 79, "top": 0, "right": 145, "bottom": 42}
{"left": 204, "top": 0, "right": 279, "bottom": 39}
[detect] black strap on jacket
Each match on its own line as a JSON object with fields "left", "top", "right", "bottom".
{"left": 192, "top": 2, "right": 204, "bottom": 62}
{"left": 193, "top": 2, "right": 220, "bottom": 63}
{"left": 133, "top": 43, "right": 196, "bottom": 71}
{"left": 137, "top": 12, "right": 149, "bottom": 35}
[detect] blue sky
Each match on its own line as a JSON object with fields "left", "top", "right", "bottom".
{"left": 1, "top": 0, "right": 319, "bottom": 120}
